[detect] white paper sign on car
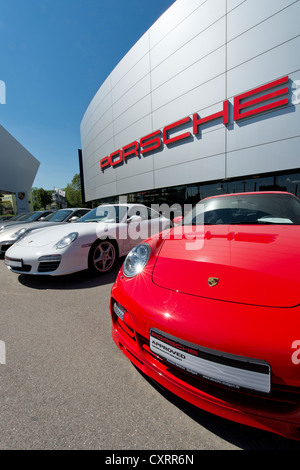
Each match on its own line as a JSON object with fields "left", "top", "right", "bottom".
{"left": 150, "top": 329, "right": 270, "bottom": 394}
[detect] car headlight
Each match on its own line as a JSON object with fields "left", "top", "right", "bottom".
{"left": 10, "top": 227, "right": 27, "bottom": 240}
{"left": 56, "top": 232, "right": 78, "bottom": 249}
{"left": 123, "top": 243, "right": 151, "bottom": 278}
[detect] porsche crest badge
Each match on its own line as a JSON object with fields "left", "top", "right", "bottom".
{"left": 208, "top": 277, "right": 219, "bottom": 287}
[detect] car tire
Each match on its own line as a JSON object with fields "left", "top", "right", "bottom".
{"left": 88, "top": 238, "right": 118, "bottom": 274}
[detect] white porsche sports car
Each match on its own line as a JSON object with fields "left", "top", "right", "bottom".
{"left": 0, "top": 208, "right": 90, "bottom": 255}
{"left": 4, "top": 204, "right": 171, "bottom": 276}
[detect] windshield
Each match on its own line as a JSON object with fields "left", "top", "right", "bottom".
{"left": 183, "top": 193, "right": 300, "bottom": 226}
{"left": 78, "top": 205, "right": 127, "bottom": 223}
{"left": 11, "top": 211, "right": 37, "bottom": 221}
{"left": 43, "top": 210, "right": 73, "bottom": 222}
{"left": 25, "top": 211, "right": 48, "bottom": 221}
{"left": 8, "top": 213, "right": 31, "bottom": 221}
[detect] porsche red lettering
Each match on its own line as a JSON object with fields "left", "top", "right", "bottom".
{"left": 122, "top": 141, "right": 139, "bottom": 162}
{"left": 163, "top": 116, "right": 191, "bottom": 145}
{"left": 193, "top": 99, "right": 229, "bottom": 134}
{"left": 110, "top": 149, "right": 122, "bottom": 167}
{"left": 100, "top": 155, "right": 110, "bottom": 171}
{"left": 100, "top": 75, "right": 289, "bottom": 172}
{"left": 140, "top": 130, "right": 161, "bottom": 154}
{"left": 234, "top": 75, "right": 289, "bottom": 121}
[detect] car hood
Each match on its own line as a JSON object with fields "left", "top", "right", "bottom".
{"left": 15, "top": 222, "right": 103, "bottom": 247}
{"left": 0, "top": 221, "right": 64, "bottom": 238}
{"left": 152, "top": 225, "right": 300, "bottom": 308}
{"left": 17, "top": 222, "right": 118, "bottom": 247}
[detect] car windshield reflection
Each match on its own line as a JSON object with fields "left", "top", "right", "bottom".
{"left": 183, "top": 193, "right": 300, "bottom": 226}
{"left": 78, "top": 205, "right": 127, "bottom": 224}
{"left": 43, "top": 210, "right": 73, "bottom": 222}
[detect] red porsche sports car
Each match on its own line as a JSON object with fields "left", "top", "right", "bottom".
{"left": 110, "top": 192, "right": 300, "bottom": 440}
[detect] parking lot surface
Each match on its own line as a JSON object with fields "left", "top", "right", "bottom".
{"left": 0, "top": 257, "right": 299, "bottom": 451}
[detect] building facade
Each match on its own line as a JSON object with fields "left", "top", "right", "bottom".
{"left": 0, "top": 125, "right": 40, "bottom": 215}
{"left": 80, "top": 0, "right": 300, "bottom": 209}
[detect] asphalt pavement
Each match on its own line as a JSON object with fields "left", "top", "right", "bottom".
{"left": 0, "top": 256, "right": 299, "bottom": 451}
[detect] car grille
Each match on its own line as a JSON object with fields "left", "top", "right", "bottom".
{"left": 38, "top": 261, "right": 61, "bottom": 273}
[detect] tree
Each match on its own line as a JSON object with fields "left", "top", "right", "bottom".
{"left": 64, "top": 174, "right": 83, "bottom": 207}
{"left": 32, "top": 188, "right": 53, "bottom": 210}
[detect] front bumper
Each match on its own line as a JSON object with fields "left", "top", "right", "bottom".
{"left": 4, "top": 243, "right": 90, "bottom": 275}
{"left": 110, "top": 272, "right": 300, "bottom": 441}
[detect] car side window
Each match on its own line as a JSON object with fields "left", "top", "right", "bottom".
{"left": 147, "top": 208, "right": 160, "bottom": 219}
{"left": 128, "top": 206, "right": 149, "bottom": 221}
{"left": 74, "top": 210, "right": 89, "bottom": 218}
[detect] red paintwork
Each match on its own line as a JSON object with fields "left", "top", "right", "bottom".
{"left": 152, "top": 225, "right": 299, "bottom": 307}
{"left": 110, "top": 192, "right": 300, "bottom": 440}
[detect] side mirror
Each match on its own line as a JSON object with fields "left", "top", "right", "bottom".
{"left": 127, "top": 215, "right": 142, "bottom": 223}
{"left": 173, "top": 216, "right": 183, "bottom": 226}
{"left": 68, "top": 216, "right": 79, "bottom": 223}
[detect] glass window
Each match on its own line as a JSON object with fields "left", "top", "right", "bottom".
{"left": 183, "top": 193, "right": 300, "bottom": 225}
{"left": 43, "top": 210, "right": 73, "bottom": 222}
{"left": 79, "top": 205, "right": 127, "bottom": 223}
{"left": 147, "top": 208, "right": 160, "bottom": 219}
{"left": 90, "top": 170, "right": 300, "bottom": 211}
{"left": 128, "top": 206, "right": 149, "bottom": 220}
{"left": 276, "top": 173, "right": 300, "bottom": 197}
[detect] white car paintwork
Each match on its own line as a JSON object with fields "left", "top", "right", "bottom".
{"left": 0, "top": 208, "right": 90, "bottom": 254}
{"left": 4, "top": 204, "right": 171, "bottom": 275}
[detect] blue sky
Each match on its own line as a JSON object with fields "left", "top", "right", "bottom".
{"left": 0, "top": 0, "right": 175, "bottom": 190}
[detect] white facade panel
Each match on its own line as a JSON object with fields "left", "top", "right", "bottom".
{"left": 93, "top": 122, "right": 114, "bottom": 156}
{"left": 113, "top": 114, "right": 152, "bottom": 151}
{"left": 227, "top": 136, "right": 300, "bottom": 179}
{"left": 81, "top": 76, "right": 111, "bottom": 134}
{"left": 227, "top": 0, "right": 297, "bottom": 42}
{"left": 150, "top": 0, "right": 225, "bottom": 70}
{"left": 152, "top": 46, "right": 226, "bottom": 112}
{"left": 149, "top": 0, "right": 204, "bottom": 49}
{"left": 111, "top": 54, "right": 150, "bottom": 104}
{"left": 151, "top": 17, "right": 226, "bottom": 91}
{"left": 227, "top": 1, "right": 300, "bottom": 70}
{"left": 154, "top": 127, "right": 226, "bottom": 171}
{"left": 227, "top": 103, "right": 300, "bottom": 153}
{"left": 152, "top": 75, "right": 226, "bottom": 130}
{"left": 0, "top": 125, "right": 40, "bottom": 193}
{"left": 80, "top": 0, "right": 300, "bottom": 202}
{"left": 155, "top": 153, "right": 225, "bottom": 189}
{"left": 113, "top": 95, "right": 152, "bottom": 137}
{"left": 94, "top": 181, "right": 117, "bottom": 201}
{"left": 112, "top": 75, "right": 151, "bottom": 120}
{"left": 110, "top": 32, "right": 149, "bottom": 88}
{"left": 227, "top": 35, "right": 300, "bottom": 98}
{"left": 116, "top": 171, "right": 154, "bottom": 195}
{"left": 226, "top": 0, "right": 244, "bottom": 13}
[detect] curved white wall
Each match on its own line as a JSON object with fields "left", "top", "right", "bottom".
{"left": 80, "top": 0, "right": 300, "bottom": 202}
{"left": 0, "top": 125, "right": 40, "bottom": 193}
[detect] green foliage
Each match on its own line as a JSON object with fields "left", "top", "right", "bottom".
{"left": 63, "top": 174, "right": 83, "bottom": 207}
{"left": 32, "top": 188, "right": 53, "bottom": 210}
{"left": 32, "top": 174, "right": 84, "bottom": 210}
